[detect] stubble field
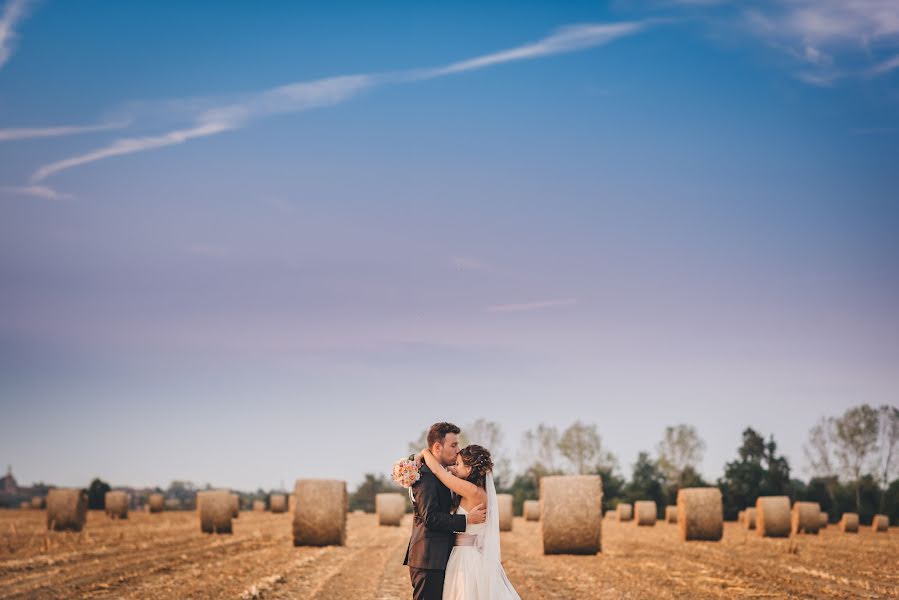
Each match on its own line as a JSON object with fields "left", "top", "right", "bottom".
{"left": 1, "top": 509, "right": 896, "bottom": 599}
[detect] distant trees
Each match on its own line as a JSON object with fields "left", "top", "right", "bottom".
{"left": 557, "top": 421, "right": 616, "bottom": 474}
{"left": 349, "top": 473, "right": 405, "bottom": 513}
{"left": 656, "top": 424, "right": 706, "bottom": 487}
{"left": 626, "top": 452, "right": 666, "bottom": 515}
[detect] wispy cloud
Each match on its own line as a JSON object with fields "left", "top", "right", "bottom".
{"left": 1, "top": 184, "right": 73, "bottom": 200}
{"left": 487, "top": 298, "right": 577, "bottom": 313}
{"left": 742, "top": 0, "right": 899, "bottom": 84}
{"left": 28, "top": 21, "right": 648, "bottom": 182}
{"left": 0, "top": 0, "right": 33, "bottom": 70}
{"left": 0, "top": 121, "right": 128, "bottom": 141}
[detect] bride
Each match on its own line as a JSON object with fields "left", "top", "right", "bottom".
{"left": 418, "top": 444, "right": 521, "bottom": 600}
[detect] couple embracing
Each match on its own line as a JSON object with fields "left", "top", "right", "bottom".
{"left": 403, "top": 422, "right": 521, "bottom": 600}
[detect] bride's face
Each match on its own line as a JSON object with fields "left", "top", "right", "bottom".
{"left": 452, "top": 454, "right": 472, "bottom": 479}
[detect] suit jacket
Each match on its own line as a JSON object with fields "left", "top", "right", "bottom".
{"left": 403, "top": 463, "right": 467, "bottom": 570}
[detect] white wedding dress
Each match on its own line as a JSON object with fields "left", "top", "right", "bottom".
{"left": 442, "top": 474, "right": 521, "bottom": 600}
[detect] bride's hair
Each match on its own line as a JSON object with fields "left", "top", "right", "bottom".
{"left": 452, "top": 445, "right": 494, "bottom": 511}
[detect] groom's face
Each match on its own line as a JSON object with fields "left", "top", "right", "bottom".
{"left": 434, "top": 432, "right": 461, "bottom": 467}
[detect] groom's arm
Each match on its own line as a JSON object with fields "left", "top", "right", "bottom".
{"left": 417, "top": 474, "right": 466, "bottom": 533}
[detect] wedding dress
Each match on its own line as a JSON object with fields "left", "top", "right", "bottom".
{"left": 442, "top": 473, "right": 521, "bottom": 600}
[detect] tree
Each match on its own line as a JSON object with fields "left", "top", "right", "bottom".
{"left": 832, "top": 404, "right": 880, "bottom": 512}
{"left": 877, "top": 405, "right": 899, "bottom": 510}
{"left": 462, "top": 419, "right": 510, "bottom": 486}
{"left": 656, "top": 424, "right": 705, "bottom": 486}
{"left": 804, "top": 417, "right": 839, "bottom": 507}
{"left": 717, "top": 428, "right": 791, "bottom": 520}
{"left": 626, "top": 451, "right": 666, "bottom": 515}
{"left": 558, "top": 421, "right": 616, "bottom": 474}
{"left": 87, "top": 478, "right": 111, "bottom": 510}
{"left": 519, "top": 424, "right": 561, "bottom": 477}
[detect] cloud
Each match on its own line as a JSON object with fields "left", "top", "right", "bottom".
{"left": 1, "top": 184, "right": 73, "bottom": 200}
{"left": 0, "top": 0, "right": 33, "bottom": 70}
{"left": 741, "top": 0, "right": 899, "bottom": 84}
{"left": 28, "top": 21, "right": 648, "bottom": 182}
{"left": 0, "top": 121, "right": 128, "bottom": 141}
{"left": 487, "top": 298, "right": 577, "bottom": 313}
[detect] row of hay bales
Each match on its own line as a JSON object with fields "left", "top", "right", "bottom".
{"left": 734, "top": 497, "right": 890, "bottom": 535}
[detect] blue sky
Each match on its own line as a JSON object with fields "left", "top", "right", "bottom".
{"left": 1, "top": 1, "right": 898, "bottom": 491}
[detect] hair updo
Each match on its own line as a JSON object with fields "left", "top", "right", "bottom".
{"left": 452, "top": 445, "right": 494, "bottom": 511}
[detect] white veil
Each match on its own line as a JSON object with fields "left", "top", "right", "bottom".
{"left": 478, "top": 472, "right": 521, "bottom": 600}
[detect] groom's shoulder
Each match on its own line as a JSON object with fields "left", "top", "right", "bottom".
{"left": 418, "top": 463, "right": 434, "bottom": 476}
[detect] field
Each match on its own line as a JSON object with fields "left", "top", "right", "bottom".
{"left": 1, "top": 509, "right": 897, "bottom": 599}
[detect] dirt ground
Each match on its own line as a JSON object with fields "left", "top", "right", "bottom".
{"left": 1, "top": 509, "right": 896, "bottom": 599}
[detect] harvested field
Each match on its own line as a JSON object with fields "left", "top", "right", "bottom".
{"left": 1, "top": 509, "right": 897, "bottom": 599}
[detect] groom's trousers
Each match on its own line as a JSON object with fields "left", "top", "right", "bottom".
{"left": 409, "top": 567, "right": 445, "bottom": 600}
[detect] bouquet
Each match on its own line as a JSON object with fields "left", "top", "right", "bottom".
{"left": 392, "top": 456, "right": 421, "bottom": 489}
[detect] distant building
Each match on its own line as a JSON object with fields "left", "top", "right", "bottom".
{"left": 1, "top": 465, "right": 19, "bottom": 494}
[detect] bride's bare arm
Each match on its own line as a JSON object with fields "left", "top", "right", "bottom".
{"left": 421, "top": 449, "right": 486, "bottom": 502}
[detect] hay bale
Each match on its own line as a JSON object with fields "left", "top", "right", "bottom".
{"left": 148, "top": 493, "right": 165, "bottom": 513}
{"left": 617, "top": 503, "right": 633, "bottom": 521}
{"left": 737, "top": 509, "right": 744, "bottom": 525}
{"left": 524, "top": 499, "right": 540, "bottom": 521}
{"left": 197, "top": 490, "right": 233, "bottom": 534}
{"left": 46, "top": 488, "right": 87, "bottom": 532}
{"left": 375, "top": 493, "right": 405, "bottom": 526}
{"left": 253, "top": 500, "right": 266, "bottom": 512}
{"left": 677, "top": 488, "right": 723, "bottom": 541}
{"left": 292, "top": 479, "right": 347, "bottom": 546}
{"left": 31, "top": 496, "right": 46, "bottom": 509}
{"left": 818, "top": 511, "right": 828, "bottom": 529}
{"left": 19, "top": 501, "right": 29, "bottom": 509}
{"left": 756, "top": 496, "right": 790, "bottom": 537}
{"left": 540, "top": 475, "right": 602, "bottom": 555}
{"left": 289, "top": 494, "right": 297, "bottom": 512}
{"left": 839, "top": 512, "right": 859, "bottom": 533}
{"left": 105, "top": 491, "right": 130, "bottom": 519}
{"left": 231, "top": 494, "right": 240, "bottom": 518}
{"left": 270, "top": 493, "right": 287, "bottom": 514}
{"left": 634, "top": 500, "right": 657, "bottom": 526}
{"left": 665, "top": 505, "right": 677, "bottom": 524}
{"left": 164, "top": 498, "right": 181, "bottom": 510}
{"left": 791, "top": 501, "right": 821, "bottom": 535}
{"left": 872, "top": 514, "right": 888, "bottom": 532}
{"left": 498, "top": 493, "right": 513, "bottom": 532}
{"left": 743, "top": 507, "right": 756, "bottom": 530}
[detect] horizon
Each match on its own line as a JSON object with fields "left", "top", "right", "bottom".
{"left": 2, "top": 1, "right": 898, "bottom": 493}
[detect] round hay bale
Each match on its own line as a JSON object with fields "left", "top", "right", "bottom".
{"left": 498, "top": 493, "right": 514, "bottom": 531}
{"left": 197, "top": 490, "right": 233, "bottom": 534}
{"left": 677, "top": 487, "right": 723, "bottom": 541}
{"left": 270, "top": 493, "right": 287, "bottom": 514}
{"left": 148, "top": 493, "right": 165, "bottom": 513}
{"left": 19, "top": 501, "right": 29, "bottom": 510}
{"left": 524, "top": 499, "right": 540, "bottom": 521}
{"left": 617, "top": 503, "right": 633, "bottom": 521}
{"left": 839, "top": 512, "right": 859, "bottom": 533}
{"left": 231, "top": 493, "right": 240, "bottom": 518}
{"left": 818, "top": 511, "right": 828, "bottom": 529}
{"left": 743, "top": 507, "right": 757, "bottom": 530}
{"left": 253, "top": 500, "right": 266, "bottom": 512}
{"left": 540, "top": 475, "right": 602, "bottom": 555}
{"left": 292, "top": 479, "right": 347, "bottom": 546}
{"left": 289, "top": 494, "right": 297, "bottom": 512}
{"left": 46, "top": 488, "right": 87, "bottom": 532}
{"left": 791, "top": 501, "right": 821, "bottom": 535}
{"left": 872, "top": 514, "right": 888, "bottom": 532}
{"left": 737, "top": 509, "right": 744, "bottom": 525}
{"left": 665, "top": 505, "right": 677, "bottom": 524}
{"left": 31, "top": 496, "right": 46, "bottom": 510}
{"left": 634, "top": 500, "right": 657, "bottom": 526}
{"left": 375, "top": 493, "right": 405, "bottom": 526}
{"left": 756, "top": 496, "right": 790, "bottom": 538}
{"left": 164, "top": 498, "right": 181, "bottom": 510}
{"left": 604, "top": 510, "right": 617, "bottom": 521}
{"left": 105, "top": 491, "right": 129, "bottom": 519}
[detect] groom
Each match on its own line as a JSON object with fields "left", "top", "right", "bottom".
{"left": 404, "top": 422, "right": 487, "bottom": 600}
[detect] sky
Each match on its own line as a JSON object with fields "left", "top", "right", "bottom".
{"left": 1, "top": 0, "right": 898, "bottom": 493}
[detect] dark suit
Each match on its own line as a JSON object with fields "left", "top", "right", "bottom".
{"left": 404, "top": 463, "right": 467, "bottom": 600}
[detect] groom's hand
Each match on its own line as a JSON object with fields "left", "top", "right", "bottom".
{"left": 467, "top": 503, "right": 487, "bottom": 525}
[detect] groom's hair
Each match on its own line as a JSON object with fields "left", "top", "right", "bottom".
{"left": 427, "top": 422, "right": 460, "bottom": 448}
